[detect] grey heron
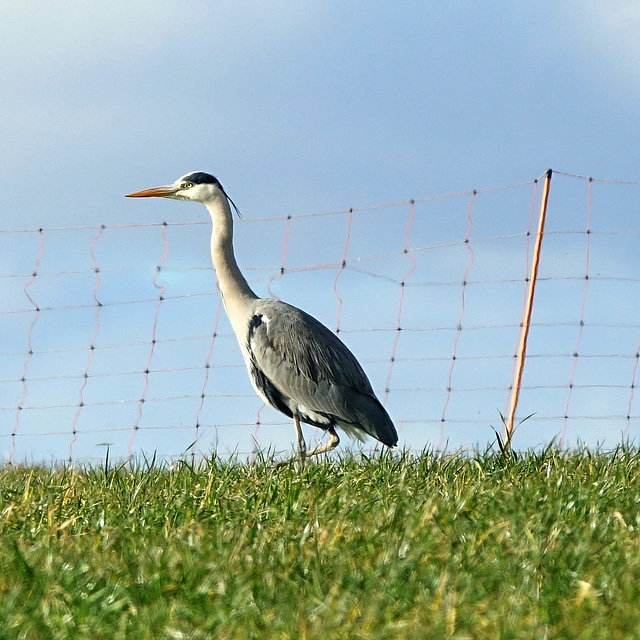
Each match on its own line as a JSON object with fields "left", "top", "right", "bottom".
{"left": 126, "top": 172, "right": 398, "bottom": 468}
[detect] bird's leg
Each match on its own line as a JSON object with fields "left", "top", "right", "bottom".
{"left": 306, "top": 426, "right": 340, "bottom": 459}
{"left": 293, "top": 412, "right": 307, "bottom": 471}
{"left": 274, "top": 419, "right": 339, "bottom": 470}
{"left": 272, "top": 414, "right": 307, "bottom": 470}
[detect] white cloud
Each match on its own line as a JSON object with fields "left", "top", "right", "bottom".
{"left": 0, "top": 2, "right": 187, "bottom": 73}
{"left": 559, "top": 1, "right": 640, "bottom": 85}
{"left": 0, "top": 0, "right": 325, "bottom": 76}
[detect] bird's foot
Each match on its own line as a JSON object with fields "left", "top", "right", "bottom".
{"left": 273, "top": 426, "right": 339, "bottom": 471}
{"left": 272, "top": 453, "right": 306, "bottom": 471}
{"left": 306, "top": 427, "right": 340, "bottom": 459}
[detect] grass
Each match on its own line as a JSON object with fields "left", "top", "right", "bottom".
{"left": 1, "top": 447, "right": 640, "bottom": 639}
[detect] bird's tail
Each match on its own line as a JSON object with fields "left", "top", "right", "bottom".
{"left": 339, "top": 393, "right": 398, "bottom": 447}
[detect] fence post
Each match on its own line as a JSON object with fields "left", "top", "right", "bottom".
{"left": 505, "top": 169, "right": 553, "bottom": 452}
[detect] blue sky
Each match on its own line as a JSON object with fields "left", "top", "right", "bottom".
{"left": 3, "top": 1, "right": 639, "bottom": 222}
{"left": 1, "top": 2, "right": 639, "bottom": 462}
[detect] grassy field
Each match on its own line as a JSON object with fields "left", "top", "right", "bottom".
{"left": 1, "top": 447, "right": 640, "bottom": 639}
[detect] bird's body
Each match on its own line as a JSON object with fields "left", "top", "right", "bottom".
{"left": 246, "top": 298, "right": 396, "bottom": 445}
{"left": 127, "top": 171, "right": 397, "bottom": 466}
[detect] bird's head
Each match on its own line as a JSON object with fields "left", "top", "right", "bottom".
{"left": 126, "top": 171, "right": 241, "bottom": 215}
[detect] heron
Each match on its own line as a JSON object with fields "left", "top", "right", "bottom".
{"left": 126, "top": 171, "right": 397, "bottom": 468}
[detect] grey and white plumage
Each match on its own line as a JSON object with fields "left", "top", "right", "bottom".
{"left": 126, "top": 171, "right": 397, "bottom": 467}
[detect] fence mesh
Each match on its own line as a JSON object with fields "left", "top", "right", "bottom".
{"left": 1, "top": 171, "right": 639, "bottom": 464}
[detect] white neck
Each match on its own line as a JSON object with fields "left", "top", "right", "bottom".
{"left": 205, "top": 196, "right": 258, "bottom": 339}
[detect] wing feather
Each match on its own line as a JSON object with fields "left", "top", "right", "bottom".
{"left": 247, "top": 299, "right": 397, "bottom": 446}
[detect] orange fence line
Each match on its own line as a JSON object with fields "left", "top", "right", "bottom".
{"left": 505, "top": 169, "right": 553, "bottom": 448}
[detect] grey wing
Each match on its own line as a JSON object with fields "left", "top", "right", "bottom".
{"left": 247, "top": 299, "right": 397, "bottom": 447}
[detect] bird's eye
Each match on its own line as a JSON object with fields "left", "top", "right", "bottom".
{"left": 181, "top": 182, "right": 194, "bottom": 189}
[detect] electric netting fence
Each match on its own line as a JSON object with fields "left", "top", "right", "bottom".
{"left": 1, "top": 171, "right": 639, "bottom": 464}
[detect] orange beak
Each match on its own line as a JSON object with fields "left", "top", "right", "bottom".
{"left": 125, "top": 185, "right": 178, "bottom": 198}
